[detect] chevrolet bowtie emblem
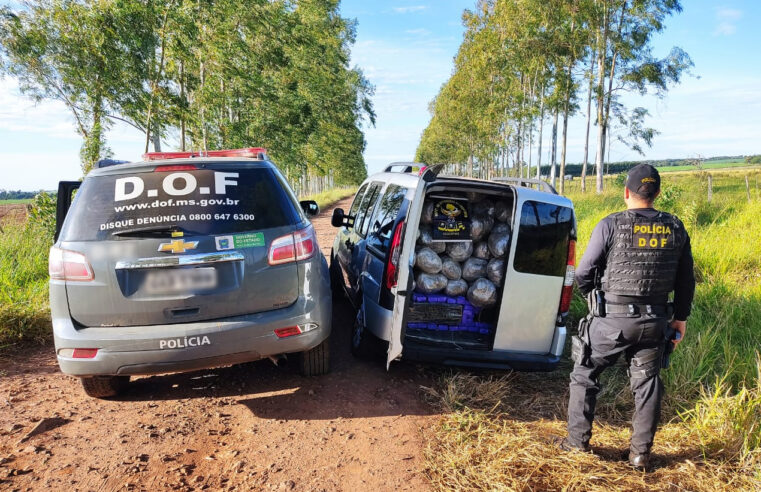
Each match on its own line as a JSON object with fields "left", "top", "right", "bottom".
{"left": 158, "top": 239, "right": 199, "bottom": 254}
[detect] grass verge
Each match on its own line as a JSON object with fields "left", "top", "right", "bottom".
{"left": 0, "top": 221, "right": 52, "bottom": 346}
{"left": 301, "top": 186, "right": 356, "bottom": 211}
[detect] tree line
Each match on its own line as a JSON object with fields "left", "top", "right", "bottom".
{"left": 415, "top": 0, "right": 692, "bottom": 194}
{"left": 0, "top": 0, "right": 374, "bottom": 193}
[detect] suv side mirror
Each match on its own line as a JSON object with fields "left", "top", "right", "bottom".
{"left": 300, "top": 200, "right": 319, "bottom": 217}
{"left": 331, "top": 208, "right": 354, "bottom": 228}
{"left": 55, "top": 180, "right": 81, "bottom": 242}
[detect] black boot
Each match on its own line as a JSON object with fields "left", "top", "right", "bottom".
{"left": 628, "top": 452, "right": 650, "bottom": 471}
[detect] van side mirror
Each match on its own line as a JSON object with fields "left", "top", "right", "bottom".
{"left": 300, "top": 200, "right": 319, "bottom": 217}
{"left": 54, "top": 180, "right": 81, "bottom": 241}
{"left": 331, "top": 208, "right": 354, "bottom": 228}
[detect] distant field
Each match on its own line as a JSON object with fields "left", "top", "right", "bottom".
{"left": 657, "top": 158, "right": 755, "bottom": 173}
{"left": 0, "top": 199, "right": 32, "bottom": 204}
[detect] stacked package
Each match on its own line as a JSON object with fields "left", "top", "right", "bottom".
{"left": 411, "top": 196, "right": 511, "bottom": 334}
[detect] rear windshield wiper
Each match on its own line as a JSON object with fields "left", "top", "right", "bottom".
{"left": 112, "top": 225, "right": 203, "bottom": 238}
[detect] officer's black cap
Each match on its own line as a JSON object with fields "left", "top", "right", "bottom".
{"left": 626, "top": 164, "right": 660, "bottom": 199}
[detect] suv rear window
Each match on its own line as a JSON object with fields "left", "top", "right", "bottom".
{"left": 513, "top": 201, "right": 573, "bottom": 277}
{"left": 61, "top": 166, "right": 299, "bottom": 241}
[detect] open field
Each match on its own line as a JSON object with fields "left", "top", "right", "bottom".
{"left": 0, "top": 199, "right": 33, "bottom": 205}
{"left": 657, "top": 158, "right": 756, "bottom": 173}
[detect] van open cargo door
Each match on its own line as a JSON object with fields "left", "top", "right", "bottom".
{"left": 386, "top": 171, "right": 434, "bottom": 368}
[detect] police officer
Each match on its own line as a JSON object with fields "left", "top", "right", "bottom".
{"left": 560, "top": 164, "right": 695, "bottom": 470}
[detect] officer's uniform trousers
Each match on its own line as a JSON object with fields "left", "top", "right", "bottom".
{"left": 567, "top": 309, "right": 667, "bottom": 454}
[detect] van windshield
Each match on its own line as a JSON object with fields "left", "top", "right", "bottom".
{"left": 60, "top": 166, "right": 299, "bottom": 241}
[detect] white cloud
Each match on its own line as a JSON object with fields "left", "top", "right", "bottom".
{"left": 392, "top": 5, "right": 427, "bottom": 14}
{"left": 405, "top": 28, "right": 431, "bottom": 35}
{"left": 713, "top": 7, "right": 742, "bottom": 36}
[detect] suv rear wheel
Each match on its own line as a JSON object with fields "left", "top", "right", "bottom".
{"left": 300, "top": 339, "right": 330, "bottom": 376}
{"left": 80, "top": 376, "right": 129, "bottom": 398}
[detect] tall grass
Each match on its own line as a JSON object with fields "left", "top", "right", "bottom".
{"left": 0, "top": 220, "right": 52, "bottom": 345}
{"left": 301, "top": 186, "right": 356, "bottom": 211}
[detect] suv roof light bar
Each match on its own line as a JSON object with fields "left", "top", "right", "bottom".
{"left": 492, "top": 177, "right": 558, "bottom": 195}
{"left": 142, "top": 147, "right": 268, "bottom": 161}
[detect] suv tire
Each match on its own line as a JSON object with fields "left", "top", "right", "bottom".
{"left": 300, "top": 339, "right": 330, "bottom": 376}
{"left": 80, "top": 376, "right": 129, "bottom": 398}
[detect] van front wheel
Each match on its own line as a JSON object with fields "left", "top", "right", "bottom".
{"left": 300, "top": 339, "right": 330, "bottom": 376}
{"left": 80, "top": 376, "right": 129, "bottom": 398}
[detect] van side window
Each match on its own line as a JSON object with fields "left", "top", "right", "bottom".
{"left": 355, "top": 182, "right": 383, "bottom": 237}
{"left": 348, "top": 183, "right": 369, "bottom": 220}
{"left": 513, "top": 201, "right": 573, "bottom": 277}
{"left": 367, "top": 184, "right": 406, "bottom": 253}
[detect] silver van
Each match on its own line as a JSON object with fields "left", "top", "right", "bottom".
{"left": 50, "top": 148, "right": 332, "bottom": 398}
{"left": 330, "top": 164, "right": 576, "bottom": 370}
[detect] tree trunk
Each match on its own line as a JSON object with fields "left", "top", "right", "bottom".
{"left": 581, "top": 52, "right": 596, "bottom": 193}
{"left": 594, "top": 2, "right": 609, "bottom": 194}
{"left": 467, "top": 154, "right": 473, "bottom": 178}
{"left": 536, "top": 87, "right": 545, "bottom": 179}
{"left": 179, "top": 60, "right": 186, "bottom": 152}
{"left": 550, "top": 107, "right": 558, "bottom": 189}
{"left": 152, "top": 128, "right": 162, "bottom": 152}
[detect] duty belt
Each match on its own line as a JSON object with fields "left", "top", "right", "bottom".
{"left": 604, "top": 302, "right": 669, "bottom": 317}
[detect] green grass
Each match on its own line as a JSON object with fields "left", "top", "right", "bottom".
{"left": 0, "top": 221, "right": 53, "bottom": 346}
{"left": 301, "top": 186, "right": 356, "bottom": 211}
{"left": 0, "top": 198, "right": 32, "bottom": 204}
{"left": 657, "top": 158, "right": 756, "bottom": 173}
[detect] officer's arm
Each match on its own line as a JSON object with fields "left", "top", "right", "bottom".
{"left": 575, "top": 219, "right": 611, "bottom": 295}
{"left": 673, "top": 233, "right": 695, "bottom": 321}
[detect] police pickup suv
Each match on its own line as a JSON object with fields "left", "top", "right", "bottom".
{"left": 330, "top": 164, "right": 576, "bottom": 370}
{"left": 50, "top": 148, "right": 332, "bottom": 398}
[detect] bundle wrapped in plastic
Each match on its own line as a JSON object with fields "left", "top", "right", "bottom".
{"left": 416, "top": 247, "right": 442, "bottom": 274}
{"left": 440, "top": 256, "right": 462, "bottom": 280}
{"left": 444, "top": 279, "right": 468, "bottom": 297}
{"left": 467, "top": 277, "right": 498, "bottom": 307}
{"left": 495, "top": 201, "right": 510, "bottom": 222}
{"left": 470, "top": 215, "right": 494, "bottom": 241}
{"left": 446, "top": 241, "right": 473, "bottom": 262}
{"left": 430, "top": 240, "right": 446, "bottom": 254}
{"left": 421, "top": 200, "right": 435, "bottom": 224}
{"left": 473, "top": 241, "right": 491, "bottom": 260}
{"left": 472, "top": 199, "right": 495, "bottom": 217}
{"left": 487, "top": 258, "right": 505, "bottom": 286}
{"left": 415, "top": 272, "right": 448, "bottom": 294}
{"left": 488, "top": 223, "right": 511, "bottom": 258}
{"left": 462, "top": 257, "right": 488, "bottom": 282}
{"left": 417, "top": 225, "right": 433, "bottom": 247}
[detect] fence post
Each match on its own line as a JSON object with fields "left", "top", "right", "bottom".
{"left": 745, "top": 175, "right": 751, "bottom": 202}
{"left": 707, "top": 175, "right": 713, "bottom": 203}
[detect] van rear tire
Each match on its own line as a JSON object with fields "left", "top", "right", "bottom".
{"left": 80, "top": 376, "right": 129, "bottom": 398}
{"left": 351, "top": 307, "right": 381, "bottom": 359}
{"left": 300, "top": 339, "right": 330, "bottom": 376}
{"left": 329, "top": 252, "right": 345, "bottom": 301}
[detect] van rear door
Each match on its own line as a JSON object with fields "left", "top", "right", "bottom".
{"left": 386, "top": 178, "right": 427, "bottom": 368}
{"left": 493, "top": 190, "right": 575, "bottom": 353}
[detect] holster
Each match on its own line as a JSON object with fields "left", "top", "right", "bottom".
{"left": 571, "top": 314, "right": 593, "bottom": 368}
{"left": 587, "top": 289, "right": 606, "bottom": 317}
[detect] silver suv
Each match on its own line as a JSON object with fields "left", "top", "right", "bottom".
{"left": 50, "top": 148, "right": 332, "bottom": 398}
{"left": 330, "top": 164, "right": 576, "bottom": 370}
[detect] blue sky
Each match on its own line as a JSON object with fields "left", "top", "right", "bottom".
{"left": 1, "top": 0, "right": 759, "bottom": 190}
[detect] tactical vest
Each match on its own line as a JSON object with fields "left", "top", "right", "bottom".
{"left": 601, "top": 210, "right": 686, "bottom": 298}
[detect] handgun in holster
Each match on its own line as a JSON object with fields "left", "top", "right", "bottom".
{"left": 661, "top": 303, "right": 678, "bottom": 369}
{"left": 571, "top": 314, "right": 593, "bottom": 368}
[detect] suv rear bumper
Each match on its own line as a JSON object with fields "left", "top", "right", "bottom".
{"left": 402, "top": 342, "right": 561, "bottom": 371}
{"left": 52, "top": 294, "right": 331, "bottom": 377}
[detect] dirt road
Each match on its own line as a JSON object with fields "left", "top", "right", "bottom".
{"left": 0, "top": 197, "right": 438, "bottom": 491}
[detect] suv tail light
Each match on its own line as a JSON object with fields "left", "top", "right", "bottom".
{"left": 49, "top": 247, "right": 94, "bottom": 281}
{"left": 558, "top": 239, "right": 576, "bottom": 314}
{"left": 385, "top": 221, "right": 405, "bottom": 290}
{"left": 268, "top": 225, "right": 317, "bottom": 266}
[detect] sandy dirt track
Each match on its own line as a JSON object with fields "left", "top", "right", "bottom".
{"left": 0, "top": 197, "right": 438, "bottom": 491}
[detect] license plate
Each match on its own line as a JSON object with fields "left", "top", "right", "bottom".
{"left": 144, "top": 267, "right": 218, "bottom": 294}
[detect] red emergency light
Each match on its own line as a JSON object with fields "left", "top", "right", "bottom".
{"left": 142, "top": 147, "right": 267, "bottom": 161}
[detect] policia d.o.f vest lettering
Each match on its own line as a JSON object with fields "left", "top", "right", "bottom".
{"left": 601, "top": 210, "right": 687, "bottom": 297}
